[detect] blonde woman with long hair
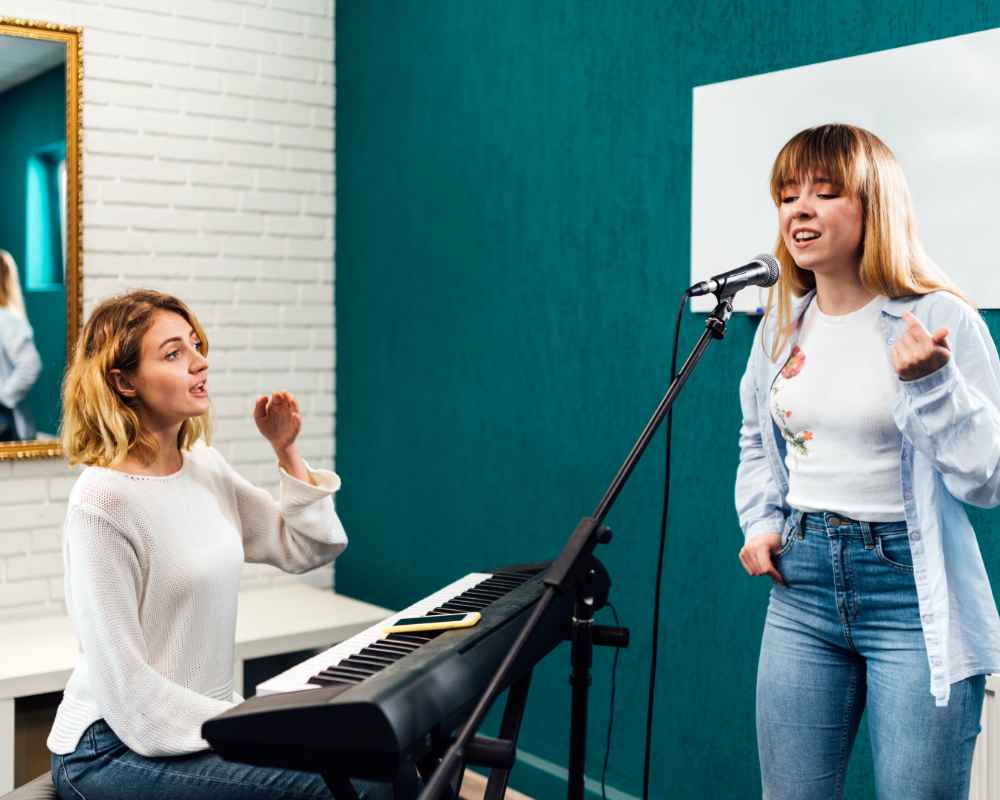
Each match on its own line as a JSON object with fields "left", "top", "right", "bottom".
{"left": 48, "top": 290, "right": 387, "bottom": 800}
{"left": 735, "top": 124, "right": 1000, "bottom": 799}
{"left": 0, "top": 250, "right": 41, "bottom": 441}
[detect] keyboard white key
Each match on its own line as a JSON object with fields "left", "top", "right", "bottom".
{"left": 257, "top": 573, "right": 493, "bottom": 696}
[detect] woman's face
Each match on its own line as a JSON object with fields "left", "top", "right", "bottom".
{"left": 778, "top": 173, "right": 864, "bottom": 278}
{"left": 117, "top": 310, "right": 209, "bottom": 427}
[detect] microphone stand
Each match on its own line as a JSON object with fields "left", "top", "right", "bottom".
{"left": 419, "top": 293, "right": 735, "bottom": 800}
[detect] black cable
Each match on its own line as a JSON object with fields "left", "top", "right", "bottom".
{"left": 641, "top": 291, "right": 688, "bottom": 800}
{"left": 600, "top": 601, "right": 621, "bottom": 800}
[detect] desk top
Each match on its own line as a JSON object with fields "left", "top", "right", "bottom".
{"left": 0, "top": 585, "right": 391, "bottom": 700}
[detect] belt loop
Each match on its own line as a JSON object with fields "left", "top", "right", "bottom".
{"left": 860, "top": 520, "right": 875, "bottom": 550}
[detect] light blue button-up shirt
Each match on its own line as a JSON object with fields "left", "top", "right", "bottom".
{"left": 736, "top": 289, "right": 1000, "bottom": 706}
{"left": 0, "top": 307, "right": 41, "bottom": 440}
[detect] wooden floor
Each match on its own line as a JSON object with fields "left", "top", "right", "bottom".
{"left": 459, "top": 770, "right": 532, "bottom": 800}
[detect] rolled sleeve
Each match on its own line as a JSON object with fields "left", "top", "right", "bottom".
{"left": 893, "top": 303, "right": 1000, "bottom": 508}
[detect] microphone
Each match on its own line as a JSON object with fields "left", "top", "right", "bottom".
{"left": 687, "top": 254, "right": 780, "bottom": 298}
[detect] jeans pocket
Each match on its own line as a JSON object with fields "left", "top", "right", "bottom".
{"left": 875, "top": 532, "right": 914, "bottom": 572}
{"left": 776, "top": 516, "right": 798, "bottom": 557}
{"left": 86, "top": 720, "right": 127, "bottom": 759}
{"left": 54, "top": 753, "right": 90, "bottom": 800}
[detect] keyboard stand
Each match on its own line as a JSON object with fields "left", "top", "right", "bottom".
{"left": 323, "top": 774, "right": 360, "bottom": 800}
{"left": 456, "top": 672, "right": 532, "bottom": 800}
{"left": 324, "top": 762, "right": 426, "bottom": 800}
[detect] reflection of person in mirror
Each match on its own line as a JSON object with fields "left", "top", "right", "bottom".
{"left": 736, "top": 124, "right": 1000, "bottom": 799}
{"left": 48, "top": 290, "right": 389, "bottom": 800}
{"left": 0, "top": 250, "right": 42, "bottom": 442}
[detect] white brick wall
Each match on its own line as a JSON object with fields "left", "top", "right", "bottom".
{"left": 0, "top": 0, "right": 337, "bottom": 619}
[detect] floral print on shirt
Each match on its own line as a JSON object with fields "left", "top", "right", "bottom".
{"left": 772, "top": 346, "right": 813, "bottom": 455}
{"left": 781, "top": 345, "right": 806, "bottom": 379}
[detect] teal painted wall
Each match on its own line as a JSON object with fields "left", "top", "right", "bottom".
{"left": 334, "top": 4, "right": 1000, "bottom": 798}
{"left": 0, "top": 65, "right": 67, "bottom": 437}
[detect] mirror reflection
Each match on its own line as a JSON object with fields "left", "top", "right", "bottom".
{"left": 0, "top": 32, "right": 68, "bottom": 446}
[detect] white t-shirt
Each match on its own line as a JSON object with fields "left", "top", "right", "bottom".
{"left": 47, "top": 441, "right": 347, "bottom": 757}
{"left": 769, "top": 295, "right": 905, "bottom": 522}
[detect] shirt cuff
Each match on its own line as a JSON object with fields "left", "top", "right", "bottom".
{"left": 278, "top": 461, "right": 342, "bottom": 504}
{"left": 899, "top": 358, "right": 956, "bottom": 395}
{"left": 745, "top": 517, "right": 784, "bottom": 541}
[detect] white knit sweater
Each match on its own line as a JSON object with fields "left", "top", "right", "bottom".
{"left": 46, "top": 441, "right": 347, "bottom": 757}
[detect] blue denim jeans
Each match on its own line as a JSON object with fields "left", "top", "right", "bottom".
{"left": 757, "top": 511, "right": 985, "bottom": 800}
{"left": 52, "top": 719, "right": 392, "bottom": 800}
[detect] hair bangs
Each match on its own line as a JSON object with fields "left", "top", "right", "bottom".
{"left": 769, "top": 125, "right": 867, "bottom": 205}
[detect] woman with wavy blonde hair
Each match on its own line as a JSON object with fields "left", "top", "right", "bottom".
{"left": 60, "top": 289, "right": 212, "bottom": 469}
{"left": 0, "top": 250, "right": 41, "bottom": 441}
{"left": 735, "top": 125, "right": 1000, "bottom": 798}
{"left": 48, "top": 290, "right": 386, "bottom": 800}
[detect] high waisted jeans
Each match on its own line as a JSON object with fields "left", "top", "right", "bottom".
{"left": 757, "top": 511, "right": 985, "bottom": 800}
{"left": 52, "top": 720, "right": 392, "bottom": 800}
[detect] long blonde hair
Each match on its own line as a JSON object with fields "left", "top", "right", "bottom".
{"left": 764, "top": 124, "right": 968, "bottom": 360}
{"left": 0, "top": 251, "right": 27, "bottom": 317}
{"left": 61, "top": 290, "right": 212, "bottom": 467}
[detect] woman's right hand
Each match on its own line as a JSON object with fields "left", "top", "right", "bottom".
{"left": 739, "top": 533, "right": 784, "bottom": 584}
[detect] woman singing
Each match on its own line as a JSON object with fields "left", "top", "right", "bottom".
{"left": 736, "top": 124, "right": 1000, "bottom": 799}
{"left": 48, "top": 290, "right": 386, "bottom": 799}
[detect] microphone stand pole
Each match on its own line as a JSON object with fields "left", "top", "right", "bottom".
{"left": 419, "top": 294, "right": 735, "bottom": 800}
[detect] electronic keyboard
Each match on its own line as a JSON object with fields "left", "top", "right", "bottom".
{"left": 202, "top": 563, "right": 577, "bottom": 783}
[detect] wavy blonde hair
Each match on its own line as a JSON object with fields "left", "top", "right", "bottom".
{"left": 764, "top": 124, "right": 968, "bottom": 360}
{"left": 0, "top": 251, "right": 27, "bottom": 317}
{"left": 61, "top": 290, "right": 212, "bottom": 467}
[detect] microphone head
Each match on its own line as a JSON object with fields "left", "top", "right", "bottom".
{"left": 753, "top": 254, "right": 780, "bottom": 287}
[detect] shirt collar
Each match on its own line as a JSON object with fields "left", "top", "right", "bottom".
{"left": 790, "top": 290, "right": 919, "bottom": 319}
{"left": 881, "top": 294, "right": 921, "bottom": 318}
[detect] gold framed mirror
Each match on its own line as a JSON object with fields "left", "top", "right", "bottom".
{"left": 0, "top": 18, "right": 81, "bottom": 460}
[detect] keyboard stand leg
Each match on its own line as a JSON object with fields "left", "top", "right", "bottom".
{"left": 484, "top": 672, "right": 532, "bottom": 800}
{"left": 322, "top": 773, "right": 360, "bottom": 800}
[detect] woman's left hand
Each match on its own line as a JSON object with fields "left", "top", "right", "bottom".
{"left": 253, "top": 391, "right": 302, "bottom": 452}
{"left": 892, "top": 311, "right": 951, "bottom": 381}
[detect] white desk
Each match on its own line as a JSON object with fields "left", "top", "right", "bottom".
{"left": 0, "top": 585, "right": 391, "bottom": 793}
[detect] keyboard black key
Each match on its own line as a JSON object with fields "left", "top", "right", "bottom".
{"left": 337, "top": 659, "right": 383, "bottom": 675}
{"left": 348, "top": 652, "right": 396, "bottom": 666}
{"left": 364, "top": 643, "right": 412, "bottom": 658}
{"left": 461, "top": 590, "right": 503, "bottom": 603}
{"left": 312, "top": 669, "right": 364, "bottom": 684}
{"left": 307, "top": 674, "right": 354, "bottom": 687}
{"left": 440, "top": 601, "right": 480, "bottom": 612}
{"left": 321, "top": 665, "right": 375, "bottom": 680}
{"left": 387, "top": 633, "right": 434, "bottom": 644}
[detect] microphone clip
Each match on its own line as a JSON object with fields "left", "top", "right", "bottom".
{"left": 705, "top": 296, "right": 734, "bottom": 340}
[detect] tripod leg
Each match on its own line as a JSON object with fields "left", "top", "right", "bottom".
{"left": 568, "top": 587, "right": 595, "bottom": 800}
{"left": 484, "top": 672, "right": 533, "bottom": 800}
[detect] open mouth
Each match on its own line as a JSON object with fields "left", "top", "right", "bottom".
{"left": 793, "top": 230, "right": 821, "bottom": 244}
{"left": 191, "top": 381, "right": 208, "bottom": 396}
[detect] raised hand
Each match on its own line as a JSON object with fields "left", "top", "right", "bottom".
{"left": 891, "top": 311, "right": 950, "bottom": 382}
{"left": 253, "top": 391, "right": 302, "bottom": 452}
